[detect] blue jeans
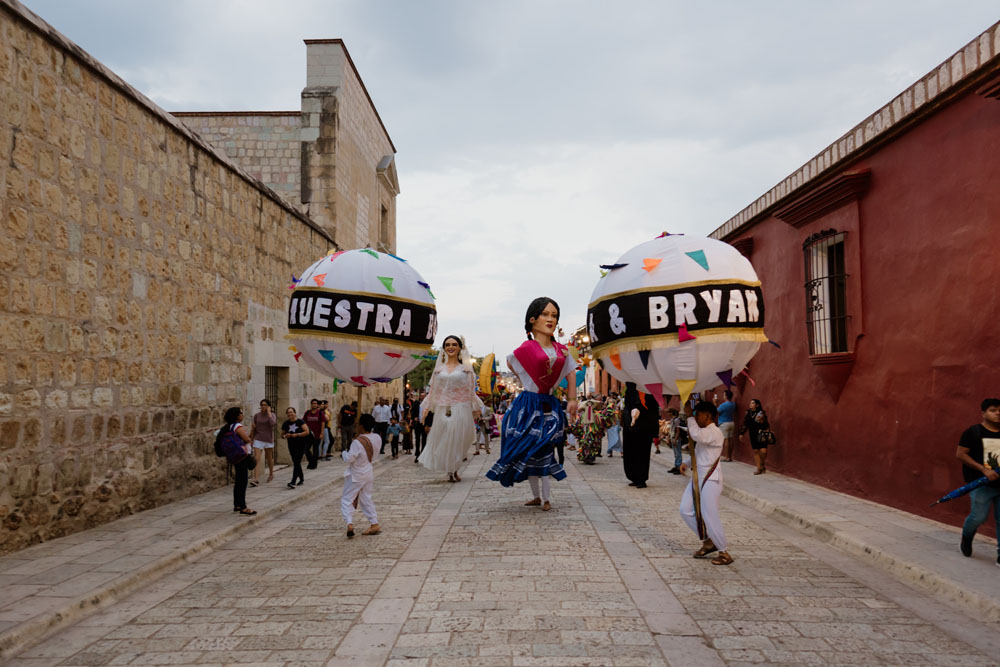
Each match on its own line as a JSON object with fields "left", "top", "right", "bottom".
{"left": 672, "top": 442, "right": 683, "bottom": 468}
{"left": 962, "top": 484, "right": 1000, "bottom": 553}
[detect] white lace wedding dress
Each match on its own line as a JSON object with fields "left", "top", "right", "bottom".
{"left": 419, "top": 365, "right": 484, "bottom": 473}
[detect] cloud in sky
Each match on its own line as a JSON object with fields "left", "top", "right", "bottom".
{"left": 23, "top": 0, "right": 1000, "bottom": 358}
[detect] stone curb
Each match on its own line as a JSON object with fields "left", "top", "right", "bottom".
{"left": 0, "top": 457, "right": 391, "bottom": 660}
{"left": 720, "top": 483, "right": 1000, "bottom": 623}
{"left": 645, "top": 453, "right": 1000, "bottom": 622}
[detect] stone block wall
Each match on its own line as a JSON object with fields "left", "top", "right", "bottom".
{"left": 301, "top": 40, "right": 398, "bottom": 252}
{"left": 172, "top": 112, "right": 302, "bottom": 207}
{"left": 0, "top": 0, "right": 344, "bottom": 554}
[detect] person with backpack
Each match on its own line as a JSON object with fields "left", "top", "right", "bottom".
{"left": 341, "top": 413, "right": 381, "bottom": 538}
{"left": 214, "top": 406, "right": 257, "bottom": 516}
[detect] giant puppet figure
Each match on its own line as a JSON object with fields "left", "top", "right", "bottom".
{"left": 587, "top": 234, "right": 767, "bottom": 565}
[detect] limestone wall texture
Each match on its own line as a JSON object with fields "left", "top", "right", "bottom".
{"left": 172, "top": 112, "right": 302, "bottom": 207}
{"left": 0, "top": 0, "right": 379, "bottom": 554}
{"left": 176, "top": 40, "right": 399, "bottom": 254}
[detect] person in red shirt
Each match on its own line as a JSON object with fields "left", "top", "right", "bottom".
{"left": 303, "top": 398, "right": 323, "bottom": 469}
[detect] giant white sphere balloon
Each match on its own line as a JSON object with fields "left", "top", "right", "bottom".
{"left": 587, "top": 234, "right": 766, "bottom": 400}
{"left": 288, "top": 249, "right": 438, "bottom": 386}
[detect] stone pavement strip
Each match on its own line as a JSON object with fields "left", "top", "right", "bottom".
{"left": 0, "top": 456, "right": 383, "bottom": 660}
{"left": 3, "top": 445, "right": 1000, "bottom": 665}
{"left": 649, "top": 454, "right": 1000, "bottom": 623}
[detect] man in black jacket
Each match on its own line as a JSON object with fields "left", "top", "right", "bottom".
{"left": 411, "top": 392, "right": 428, "bottom": 462}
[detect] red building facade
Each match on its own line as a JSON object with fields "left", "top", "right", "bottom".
{"left": 711, "top": 22, "right": 1000, "bottom": 531}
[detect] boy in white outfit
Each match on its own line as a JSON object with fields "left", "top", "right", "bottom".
{"left": 342, "top": 413, "right": 381, "bottom": 537}
{"left": 679, "top": 400, "right": 733, "bottom": 565}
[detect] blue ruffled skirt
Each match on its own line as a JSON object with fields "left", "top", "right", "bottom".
{"left": 485, "top": 391, "right": 567, "bottom": 487}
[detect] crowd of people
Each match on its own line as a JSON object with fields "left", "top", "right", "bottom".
{"left": 213, "top": 295, "right": 779, "bottom": 562}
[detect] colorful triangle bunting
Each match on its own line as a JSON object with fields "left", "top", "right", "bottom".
{"left": 645, "top": 384, "right": 664, "bottom": 407}
{"left": 318, "top": 350, "right": 336, "bottom": 362}
{"left": 685, "top": 249, "right": 709, "bottom": 271}
{"left": 384, "top": 352, "right": 403, "bottom": 358}
{"left": 361, "top": 249, "right": 379, "bottom": 259}
{"left": 716, "top": 369, "right": 733, "bottom": 388}
{"left": 675, "top": 378, "right": 697, "bottom": 407}
{"left": 638, "top": 349, "right": 651, "bottom": 369}
{"left": 312, "top": 273, "right": 326, "bottom": 287}
{"left": 678, "top": 323, "right": 697, "bottom": 342}
{"left": 609, "top": 353, "right": 622, "bottom": 370}
{"left": 350, "top": 375, "right": 369, "bottom": 387}
{"left": 351, "top": 351, "right": 367, "bottom": 361}
{"left": 642, "top": 258, "right": 662, "bottom": 272}
{"left": 378, "top": 276, "right": 395, "bottom": 293}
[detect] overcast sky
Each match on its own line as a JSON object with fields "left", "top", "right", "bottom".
{"left": 25, "top": 1, "right": 999, "bottom": 359}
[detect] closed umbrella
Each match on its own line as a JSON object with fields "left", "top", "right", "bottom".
{"left": 930, "top": 469, "right": 1000, "bottom": 506}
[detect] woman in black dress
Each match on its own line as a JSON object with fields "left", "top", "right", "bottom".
{"left": 621, "top": 383, "right": 659, "bottom": 488}
{"left": 740, "top": 399, "right": 770, "bottom": 475}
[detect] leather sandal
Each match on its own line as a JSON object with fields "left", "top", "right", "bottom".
{"left": 524, "top": 498, "right": 541, "bottom": 506}
{"left": 711, "top": 552, "right": 734, "bottom": 566}
{"left": 542, "top": 501, "right": 551, "bottom": 511}
{"left": 238, "top": 508, "right": 257, "bottom": 516}
{"left": 346, "top": 524, "right": 354, "bottom": 538}
{"left": 362, "top": 524, "right": 380, "bottom": 535}
{"left": 693, "top": 542, "right": 717, "bottom": 559}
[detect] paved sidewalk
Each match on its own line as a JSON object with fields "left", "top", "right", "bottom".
{"left": 0, "top": 455, "right": 378, "bottom": 660}
{"left": 8, "top": 448, "right": 998, "bottom": 666}
{"left": 3, "top": 444, "right": 999, "bottom": 663}
{"left": 648, "top": 452, "right": 1000, "bottom": 622}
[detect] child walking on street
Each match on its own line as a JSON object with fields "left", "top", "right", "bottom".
{"left": 341, "top": 414, "right": 381, "bottom": 538}
{"left": 679, "top": 401, "right": 733, "bottom": 566}
{"left": 387, "top": 417, "right": 403, "bottom": 459}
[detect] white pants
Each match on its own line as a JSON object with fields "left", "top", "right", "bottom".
{"left": 341, "top": 475, "right": 378, "bottom": 526}
{"left": 679, "top": 479, "right": 727, "bottom": 552}
{"left": 528, "top": 475, "right": 551, "bottom": 502}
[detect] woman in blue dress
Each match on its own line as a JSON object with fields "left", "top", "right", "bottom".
{"left": 486, "top": 297, "right": 579, "bottom": 510}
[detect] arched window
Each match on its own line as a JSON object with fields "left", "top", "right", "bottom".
{"left": 803, "top": 229, "right": 848, "bottom": 355}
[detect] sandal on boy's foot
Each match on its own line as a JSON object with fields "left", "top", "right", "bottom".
{"left": 524, "top": 498, "right": 542, "bottom": 506}
{"left": 454, "top": 473, "right": 461, "bottom": 482}
{"left": 238, "top": 508, "right": 257, "bottom": 516}
{"left": 693, "top": 542, "right": 718, "bottom": 559}
{"left": 753, "top": 468, "right": 764, "bottom": 475}
{"left": 542, "top": 501, "right": 551, "bottom": 511}
{"left": 249, "top": 480, "right": 258, "bottom": 487}
{"left": 362, "top": 524, "right": 380, "bottom": 535}
{"left": 347, "top": 524, "right": 354, "bottom": 538}
{"left": 711, "top": 552, "right": 734, "bottom": 566}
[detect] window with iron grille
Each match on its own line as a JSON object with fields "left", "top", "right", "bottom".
{"left": 804, "top": 230, "right": 848, "bottom": 355}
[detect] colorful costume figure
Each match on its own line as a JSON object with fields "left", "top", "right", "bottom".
{"left": 420, "top": 352, "right": 484, "bottom": 474}
{"left": 573, "top": 399, "right": 605, "bottom": 464}
{"left": 486, "top": 340, "right": 576, "bottom": 498}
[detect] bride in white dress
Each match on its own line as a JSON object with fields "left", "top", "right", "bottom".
{"left": 420, "top": 335, "right": 484, "bottom": 482}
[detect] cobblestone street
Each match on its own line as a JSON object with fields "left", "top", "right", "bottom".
{"left": 6, "top": 450, "right": 1000, "bottom": 666}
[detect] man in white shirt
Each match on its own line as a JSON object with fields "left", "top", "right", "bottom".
{"left": 342, "top": 413, "right": 381, "bottom": 537}
{"left": 679, "top": 401, "right": 733, "bottom": 565}
{"left": 372, "top": 398, "right": 391, "bottom": 454}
